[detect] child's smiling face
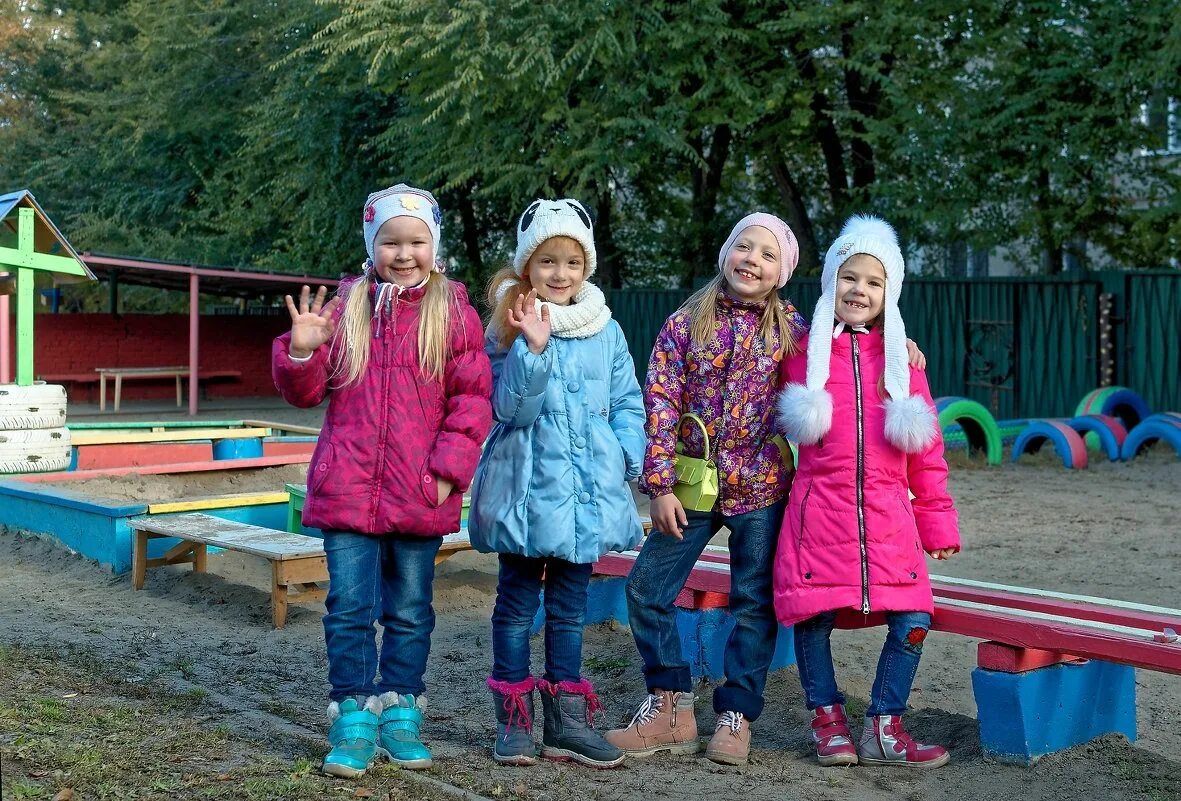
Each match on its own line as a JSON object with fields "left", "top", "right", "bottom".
{"left": 722, "top": 225, "right": 780, "bottom": 302}
{"left": 835, "top": 253, "right": 886, "bottom": 327}
{"left": 524, "top": 236, "right": 586, "bottom": 306}
{"left": 373, "top": 216, "right": 433, "bottom": 287}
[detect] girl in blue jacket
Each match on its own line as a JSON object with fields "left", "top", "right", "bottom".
{"left": 469, "top": 198, "right": 645, "bottom": 769}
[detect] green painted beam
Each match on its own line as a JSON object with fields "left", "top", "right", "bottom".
{"left": 0, "top": 245, "right": 89, "bottom": 275}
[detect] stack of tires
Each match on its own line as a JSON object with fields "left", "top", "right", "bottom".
{"left": 0, "top": 382, "right": 71, "bottom": 474}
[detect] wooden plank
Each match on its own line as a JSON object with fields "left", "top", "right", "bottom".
{"left": 933, "top": 600, "right": 1181, "bottom": 675}
{"left": 13, "top": 453, "right": 310, "bottom": 481}
{"left": 243, "top": 419, "right": 322, "bottom": 436}
{"left": 147, "top": 491, "right": 289, "bottom": 514}
{"left": 932, "top": 574, "right": 1181, "bottom": 619}
{"left": 276, "top": 556, "right": 328, "bottom": 585}
{"left": 129, "top": 514, "right": 323, "bottom": 560}
{"left": 70, "top": 428, "right": 269, "bottom": 446}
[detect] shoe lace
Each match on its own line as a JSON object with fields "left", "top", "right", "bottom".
{"left": 628, "top": 693, "right": 664, "bottom": 727}
{"left": 716, "top": 710, "right": 744, "bottom": 735}
{"left": 500, "top": 690, "right": 532, "bottom": 737}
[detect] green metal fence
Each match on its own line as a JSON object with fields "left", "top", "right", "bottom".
{"left": 606, "top": 271, "right": 1179, "bottom": 420}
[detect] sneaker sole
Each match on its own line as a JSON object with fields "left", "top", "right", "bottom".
{"left": 321, "top": 746, "right": 389, "bottom": 779}
{"left": 493, "top": 752, "right": 539, "bottom": 767}
{"left": 859, "top": 752, "right": 950, "bottom": 769}
{"left": 389, "top": 757, "right": 433, "bottom": 770}
{"left": 541, "top": 746, "right": 625, "bottom": 769}
{"left": 618, "top": 740, "right": 703, "bottom": 758}
{"left": 817, "top": 753, "right": 859, "bottom": 767}
{"left": 704, "top": 749, "right": 748, "bottom": 766}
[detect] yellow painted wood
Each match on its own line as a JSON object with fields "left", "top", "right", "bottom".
{"left": 147, "top": 491, "right": 290, "bottom": 514}
{"left": 243, "top": 419, "right": 321, "bottom": 436}
{"left": 70, "top": 427, "right": 269, "bottom": 446}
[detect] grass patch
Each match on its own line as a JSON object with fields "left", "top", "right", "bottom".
{"left": 0, "top": 645, "right": 457, "bottom": 801}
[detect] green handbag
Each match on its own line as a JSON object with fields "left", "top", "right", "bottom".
{"left": 672, "top": 413, "right": 720, "bottom": 512}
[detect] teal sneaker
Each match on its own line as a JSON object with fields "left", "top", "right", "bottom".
{"left": 378, "top": 693, "right": 433, "bottom": 769}
{"left": 322, "top": 696, "right": 386, "bottom": 778}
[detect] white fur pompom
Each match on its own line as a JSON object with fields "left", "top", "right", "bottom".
{"left": 883, "top": 394, "right": 938, "bottom": 453}
{"left": 777, "top": 383, "right": 834, "bottom": 445}
{"left": 838, "top": 214, "right": 899, "bottom": 248}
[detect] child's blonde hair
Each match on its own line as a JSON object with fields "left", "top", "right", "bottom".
{"left": 682, "top": 275, "right": 800, "bottom": 357}
{"left": 331, "top": 270, "right": 459, "bottom": 385}
{"left": 485, "top": 267, "right": 533, "bottom": 353}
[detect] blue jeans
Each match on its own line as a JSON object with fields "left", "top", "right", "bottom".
{"left": 491, "top": 554, "right": 592, "bottom": 683}
{"left": 624, "top": 500, "right": 784, "bottom": 721}
{"left": 322, "top": 531, "right": 442, "bottom": 702}
{"left": 795, "top": 610, "right": 932, "bottom": 716}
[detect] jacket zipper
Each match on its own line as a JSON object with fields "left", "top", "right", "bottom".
{"left": 798, "top": 480, "right": 812, "bottom": 550}
{"left": 370, "top": 296, "right": 397, "bottom": 528}
{"left": 850, "top": 330, "right": 870, "bottom": 614}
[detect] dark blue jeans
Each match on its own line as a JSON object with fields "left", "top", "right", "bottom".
{"left": 491, "top": 554, "right": 593, "bottom": 684}
{"left": 624, "top": 500, "right": 784, "bottom": 721}
{"left": 322, "top": 531, "right": 442, "bottom": 702}
{"left": 795, "top": 610, "right": 932, "bottom": 716}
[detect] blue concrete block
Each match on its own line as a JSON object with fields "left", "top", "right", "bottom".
{"left": 212, "top": 437, "right": 264, "bottom": 460}
{"left": 972, "top": 659, "right": 1136, "bottom": 764}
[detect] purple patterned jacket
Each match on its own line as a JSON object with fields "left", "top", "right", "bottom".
{"left": 641, "top": 293, "right": 808, "bottom": 515}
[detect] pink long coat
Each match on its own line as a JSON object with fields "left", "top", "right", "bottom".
{"left": 773, "top": 329, "right": 959, "bottom": 628}
{"left": 272, "top": 278, "right": 492, "bottom": 537}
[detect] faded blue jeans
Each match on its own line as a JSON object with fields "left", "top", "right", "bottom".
{"left": 491, "top": 554, "right": 593, "bottom": 683}
{"left": 794, "top": 610, "right": 932, "bottom": 716}
{"left": 624, "top": 500, "right": 785, "bottom": 721}
{"left": 322, "top": 530, "right": 442, "bottom": 702}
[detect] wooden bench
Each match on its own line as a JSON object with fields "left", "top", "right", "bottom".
{"left": 129, "top": 512, "right": 327, "bottom": 628}
{"left": 90, "top": 367, "right": 242, "bottom": 411}
{"left": 285, "top": 482, "right": 472, "bottom": 565}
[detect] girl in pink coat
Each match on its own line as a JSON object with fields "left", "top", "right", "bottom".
{"left": 272, "top": 184, "right": 492, "bottom": 778}
{"left": 775, "top": 215, "right": 960, "bottom": 770}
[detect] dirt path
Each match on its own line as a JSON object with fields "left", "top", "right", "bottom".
{"left": 1, "top": 454, "right": 1178, "bottom": 801}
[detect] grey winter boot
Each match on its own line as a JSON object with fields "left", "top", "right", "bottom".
{"left": 487, "top": 676, "right": 539, "bottom": 766}
{"left": 538, "top": 679, "right": 625, "bottom": 769}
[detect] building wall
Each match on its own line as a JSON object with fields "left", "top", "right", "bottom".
{"left": 6, "top": 313, "right": 291, "bottom": 403}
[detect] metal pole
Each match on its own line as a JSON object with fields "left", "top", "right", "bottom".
{"left": 189, "top": 273, "right": 199, "bottom": 416}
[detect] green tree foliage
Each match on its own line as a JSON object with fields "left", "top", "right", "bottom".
{"left": 0, "top": 0, "right": 1176, "bottom": 299}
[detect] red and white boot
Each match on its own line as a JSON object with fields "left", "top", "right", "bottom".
{"left": 809, "top": 704, "right": 858, "bottom": 766}
{"left": 857, "top": 715, "right": 949, "bottom": 769}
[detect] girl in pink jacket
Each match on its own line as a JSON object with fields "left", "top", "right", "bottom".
{"left": 272, "top": 184, "right": 492, "bottom": 778}
{"left": 776, "top": 215, "right": 959, "bottom": 770}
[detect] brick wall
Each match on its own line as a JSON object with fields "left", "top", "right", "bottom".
{"left": 6, "top": 313, "right": 291, "bottom": 403}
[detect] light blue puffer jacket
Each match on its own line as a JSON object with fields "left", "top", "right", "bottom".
{"left": 468, "top": 320, "right": 646, "bottom": 563}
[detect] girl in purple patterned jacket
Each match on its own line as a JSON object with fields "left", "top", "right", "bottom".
{"left": 607, "top": 213, "right": 924, "bottom": 766}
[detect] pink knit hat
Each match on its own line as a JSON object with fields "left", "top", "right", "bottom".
{"left": 716, "top": 212, "right": 800, "bottom": 289}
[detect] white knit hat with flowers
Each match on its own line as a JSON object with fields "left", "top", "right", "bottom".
{"left": 362, "top": 183, "right": 443, "bottom": 268}
{"left": 777, "top": 214, "right": 936, "bottom": 453}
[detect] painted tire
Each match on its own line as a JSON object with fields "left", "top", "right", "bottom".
{"left": 1075, "top": 387, "right": 1151, "bottom": 432}
{"left": 936, "top": 397, "right": 1003, "bottom": 465}
{"left": 1120, "top": 418, "right": 1181, "bottom": 461}
{"left": 1011, "top": 420, "right": 1089, "bottom": 469}
{"left": 1065, "top": 415, "right": 1127, "bottom": 462}
{"left": 0, "top": 382, "right": 68, "bottom": 430}
{"left": 0, "top": 427, "right": 71, "bottom": 474}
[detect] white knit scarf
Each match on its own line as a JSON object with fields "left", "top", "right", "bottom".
{"left": 493, "top": 279, "right": 612, "bottom": 339}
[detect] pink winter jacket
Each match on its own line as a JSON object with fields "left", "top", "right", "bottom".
{"left": 773, "top": 328, "right": 959, "bottom": 628}
{"left": 272, "top": 278, "right": 492, "bottom": 537}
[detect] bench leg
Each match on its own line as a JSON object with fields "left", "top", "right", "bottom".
{"left": 271, "top": 561, "right": 289, "bottom": 628}
{"left": 99, "top": 373, "right": 107, "bottom": 412}
{"left": 114, "top": 375, "right": 122, "bottom": 412}
{"left": 193, "top": 543, "right": 207, "bottom": 573}
{"left": 972, "top": 654, "right": 1136, "bottom": 764}
{"left": 132, "top": 531, "right": 148, "bottom": 589}
{"left": 176, "top": 375, "right": 183, "bottom": 407}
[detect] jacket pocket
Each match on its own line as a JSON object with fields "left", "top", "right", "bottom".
{"left": 418, "top": 452, "right": 442, "bottom": 508}
{"left": 309, "top": 442, "right": 336, "bottom": 495}
{"left": 797, "top": 479, "right": 814, "bottom": 579}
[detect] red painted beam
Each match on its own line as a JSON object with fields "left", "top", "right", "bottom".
{"left": 74, "top": 442, "right": 213, "bottom": 470}
{"left": 15, "top": 453, "right": 311, "bottom": 482}
{"left": 932, "top": 581, "right": 1181, "bottom": 635}
{"left": 976, "top": 641, "right": 1085, "bottom": 673}
{"left": 932, "top": 604, "right": 1181, "bottom": 675}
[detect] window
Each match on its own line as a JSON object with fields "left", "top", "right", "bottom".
{"left": 1142, "top": 95, "right": 1179, "bottom": 155}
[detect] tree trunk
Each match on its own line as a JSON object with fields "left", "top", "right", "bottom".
{"left": 768, "top": 156, "right": 821, "bottom": 274}
{"left": 1035, "top": 168, "right": 1064, "bottom": 274}
{"left": 595, "top": 189, "right": 622, "bottom": 289}
{"left": 788, "top": 40, "right": 850, "bottom": 215}
{"left": 687, "top": 125, "right": 733, "bottom": 285}
{"left": 453, "top": 183, "right": 484, "bottom": 278}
